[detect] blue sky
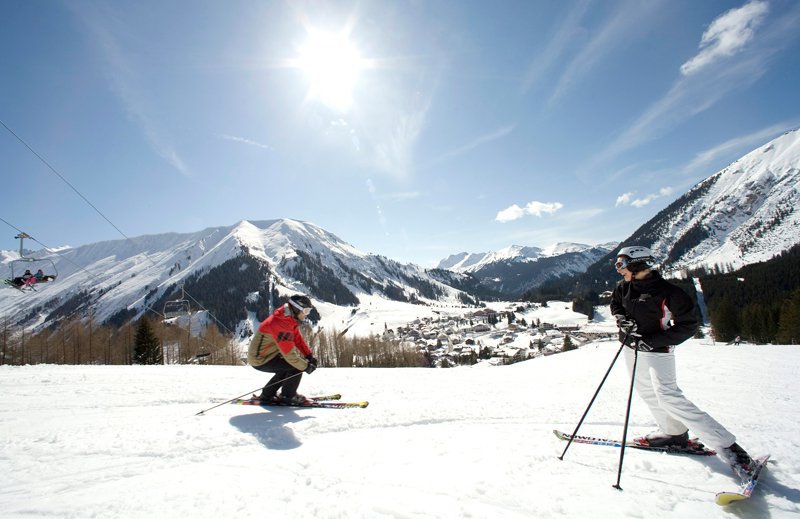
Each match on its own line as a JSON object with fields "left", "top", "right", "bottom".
{"left": 2, "top": 0, "right": 799, "bottom": 267}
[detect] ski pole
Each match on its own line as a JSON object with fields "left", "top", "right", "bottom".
{"left": 613, "top": 345, "right": 639, "bottom": 491}
{"left": 195, "top": 372, "right": 303, "bottom": 416}
{"left": 558, "top": 333, "right": 629, "bottom": 461}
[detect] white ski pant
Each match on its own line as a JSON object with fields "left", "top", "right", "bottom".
{"left": 624, "top": 347, "right": 736, "bottom": 450}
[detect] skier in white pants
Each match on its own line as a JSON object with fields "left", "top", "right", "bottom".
{"left": 610, "top": 245, "right": 755, "bottom": 479}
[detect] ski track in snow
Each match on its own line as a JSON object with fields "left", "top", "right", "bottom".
{"left": 1, "top": 343, "right": 800, "bottom": 518}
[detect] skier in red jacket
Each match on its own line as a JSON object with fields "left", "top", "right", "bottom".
{"left": 247, "top": 294, "right": 318, "bottom": 405}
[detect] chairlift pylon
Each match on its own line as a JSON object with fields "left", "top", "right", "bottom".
{"left": 4, "top": 233, "right": 58, "bottom": 291}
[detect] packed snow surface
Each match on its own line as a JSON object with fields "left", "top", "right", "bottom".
{"left": 2, "top": 339, "right": 799, "bottom": 518}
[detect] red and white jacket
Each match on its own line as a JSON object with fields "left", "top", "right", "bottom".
{"left": 247, "top": 304, "right": 312, "bottom": 371}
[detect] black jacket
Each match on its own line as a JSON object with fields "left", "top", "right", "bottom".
{"left": 610, "top": 271, "right": 698, "bottom": 352}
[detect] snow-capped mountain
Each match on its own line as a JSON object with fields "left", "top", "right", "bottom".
{"left": 0, "top": 219, "right": 476, "bottom": 331}
{"left": 438, "top": 245, "right": 544, "bottom": 273}
{"left": 624, "top": 128, "right": 800, "bottom": 272}
{"left": 438, "top": 242, "right": 614, "bottom": 273}
{"left": 438, "top": 242, "right": 616, "bottom": 296}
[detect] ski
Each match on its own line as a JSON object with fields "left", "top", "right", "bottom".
{"left": 249, "top": 393, "right": 342, "bottom": 402}
{"left": 233, "top": 394, "right": 367, "bottom": 409}
{"left": 715, "top": 455, "right": 770, "bottom": 506}
{"left": 3, "top": 279, "right": 27, "bottom": 291}
{"left": 553, "top": 429, "right": 717, "bottom": 456}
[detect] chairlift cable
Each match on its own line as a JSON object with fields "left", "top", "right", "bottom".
{"left": 0, "top": 228, "right": 222, "bottom": 362}
{"left": 0, "top": 118, "right": 131, "bottom": 241}
{"left": 181, "top": 290, "right": 236, "bottom": 336}
{"left": 0, "top": 217, "right": 101, "bottom": 283}
{"left": 1, "top": 121, "right": 235, "bottom": 343}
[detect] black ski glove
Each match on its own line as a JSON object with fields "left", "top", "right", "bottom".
{"left": 633, "top": 337, "right": 655, "bottom": 352}
{"left": 615, "top": 314, "right": 638, "bottom": 334}
{"left": 623, "top": 326, "right": 654, "bottom": 351}
{"left": 615, "top": 316, "right": 651, "bottom": 351}
{"left": 304, "top": 357, "right": 317, "bottom": 374}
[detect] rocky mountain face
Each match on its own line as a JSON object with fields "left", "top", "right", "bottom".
{"left": 636, "top": 128, "right": 800, "bottom": 271}
{"left": 578, "top": 128, "right": 800, "bottom": 292}
{"left": 445, "top": 129, "right": 800, "bottom": 299}
{"left": 0, "top": 219, "right": 477, "bottom": 331}
{"left": 438, "top": 243, "right": 617, "bottom": 297}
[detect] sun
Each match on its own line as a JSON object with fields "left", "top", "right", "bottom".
{"left": 296, "top": 30, "right": 364, "bottom": 111}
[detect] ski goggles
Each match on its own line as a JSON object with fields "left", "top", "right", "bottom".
{"left": 614, "top": 257, "right": 631, "bottom": 270}
{"left": 288, "top": 299, "right": 313, "bottom": 317}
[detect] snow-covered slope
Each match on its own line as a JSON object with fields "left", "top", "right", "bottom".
{"left": 1, "top": 222, "right": 251, "bottom": 325}
{"left": 1, "top": 339, "right": 797, "bottom": 518}
{"left": 438, "top": 243, "right": 616, "bottom": 296}
{"left": 0, "top": 219, "right": 473, "bottom": 330}
{"left": 633, "top": 128, "right": 800, "bottom": 271}
{"left": 438, "top": 243, "right": 606, "bottom": 273}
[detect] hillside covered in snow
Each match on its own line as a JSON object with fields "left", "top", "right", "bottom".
{"left": 0, "top": 219, "right": 476, "bottom": 332}
{"left": 627, "top": 128, "right": 800, "bottom": 272}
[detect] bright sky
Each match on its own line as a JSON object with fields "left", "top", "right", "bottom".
{"left": 2, "top": 1, "right": 799, "bottom": 267}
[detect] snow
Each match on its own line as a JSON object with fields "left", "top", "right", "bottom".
{"left": 1, "top": 218, "right": 478, "bottom": 330}
{"left": 2, "top": 338, "right": 799, "bottom": 518}
{"left": 650, "top": 128, "right": 800, "bottom": 271}
{"left": 439, "top": 243, "right": 614, "bottom": 273}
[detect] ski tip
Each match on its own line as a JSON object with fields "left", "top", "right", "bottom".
{"left": 715, "top": 492, "right": 747, "bottom": 506}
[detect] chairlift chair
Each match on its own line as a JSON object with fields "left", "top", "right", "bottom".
{"left": 5, "top": 233, "right": 58, "bottom": 290}
{"left": 163, "top": 285, "right": 191, "bottom": 319}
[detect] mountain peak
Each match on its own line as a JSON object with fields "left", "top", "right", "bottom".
{"left": 630, "top": 128, "right": 800, "bottom": 271}
{"left": 541, "top": 242, "right": 592, "bottom": 257}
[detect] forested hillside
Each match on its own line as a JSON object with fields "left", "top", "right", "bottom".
{"left": 699, "top": 244, "right": 800, "bottom": 343}
{"left": 523, "top": 244, "right": 800, "bottom": 345}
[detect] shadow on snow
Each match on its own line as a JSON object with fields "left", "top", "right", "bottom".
{"left": 229, "top": 409, "right": 312, "bottom": 450}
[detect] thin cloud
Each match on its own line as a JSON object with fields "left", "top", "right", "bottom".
{"left": 616, "top": 187, "right": 673, "bottom": 208}
{"left": 430, "top": 125, "right": 514, "bottom": 166}
{"left": 610, "top": 61, "right": 761, "bottom": 158}
{"left": 69, "top": 4, "right": 189, "bottom": 177}
{"left": 494, "top": 207, "right": 611, "bottom": 247}
{"left": 380, "top": 191, "right": 422, "bottom": 202}
{"left": 369, "top": 85, "right": 434, "bottom": 179}
{"left": 521, "top": 0, "right": 591, "bottom": 93}
{"left": 220, "top": 134, "right": 273, "bottom": 150}
{"left": 588, "top": 2, "right": 799, "bottom": 169}
{"left": 615, "top": 192, "right": 634, "bottom": 207}
{"left": 680, "top": 0, "right": 769, "bottom": 76}
{"left": 496, "top": 201, "right": 563, "bottom": 223}
{"left": 684, "top": 121, "right": 798, "bottom": 172}
{"left": 548, "top": 1, "right": 665, "bottom": 105}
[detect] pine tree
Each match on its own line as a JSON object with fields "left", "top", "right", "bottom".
{"left": 777, "top": 289, "right": 800, "bottom": 345}
{"left": 709, "top": 298, "right": 739, "bottom": 343}
{"left": 562, "top": 335, "right": 576, "bottom": 351}
{"left": 133, "top": 317, "right": 163, "bottom": 365}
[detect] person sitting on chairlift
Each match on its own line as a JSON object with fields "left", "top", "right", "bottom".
{"left": 10, "top": 270, "right": 34, "bottom": 287}
{"left": 35, "top": 269, "right": 54, "bottom": 282}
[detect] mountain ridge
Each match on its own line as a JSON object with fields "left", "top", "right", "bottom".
{"left": 0, "top": 219, "right": 477, "bottom": 331}
{"left": 2, "top": 129, "right": 799, "bottom": 332}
